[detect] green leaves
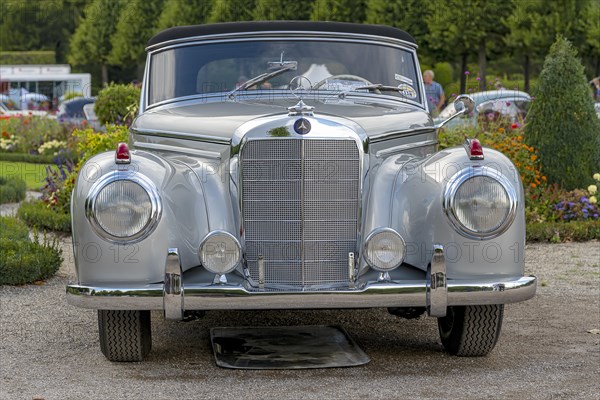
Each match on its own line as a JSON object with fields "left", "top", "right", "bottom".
{"left": 525, "top": 36, "right": 600, "bottom": 191}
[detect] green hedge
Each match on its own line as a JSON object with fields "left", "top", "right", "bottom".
{"left": 0, "top": 153, "right": 58, "bottom": 164}
{"left": 17, "top": 201, "right": 71, "bottom": 232}
{"left": 527, "top": 221, "right": 600, "bottom": 242}
{"left": 0, "top": 51, "right": 55, "bottom": 65}
{"left": 0, "top": 216, "right": 62, "bottom": 285}
{"left": 0, "top": 176, "right": 26, "bottom": 204}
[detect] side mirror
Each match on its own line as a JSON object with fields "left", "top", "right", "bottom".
{"left": 435, "top": 94, "right": 475, "bottom": 129}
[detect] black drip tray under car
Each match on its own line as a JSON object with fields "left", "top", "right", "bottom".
{"left": 210, "top": 325, "right": 370, "bottom": 370}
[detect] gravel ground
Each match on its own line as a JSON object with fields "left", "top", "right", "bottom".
{"left": 1, "top": 240, "right": 599, "bottom": 400}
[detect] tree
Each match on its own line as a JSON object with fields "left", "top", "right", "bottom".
{"left": 503, "top": 0, "right": 544, "bottom": 92}
{"left": 69, "top": 0, "right": 124, "bottom": 84}
{"left": 426, "top": 0, "right": 513, "bottom": 92}
{"left": 365, "top": 0, "right": 430, "bottom": 53}
{"left": 208, "top": 0, "right": 256, "bottom": 22}
{"left": 109, "top": 0, "right": 165, "bottom": 67}
{"left": 580, "top": 1, "right": 600, "bottom": 76}
{"left": 524, "top": 36, "right": 600, "bottom": 190}
{"left": 157, "top": 0, "right": 215, "bottom": 30}
{"left": 253, "top": 0, "right": 315, "bottom": 20}
{"left": 0, "top": 0, "right": 86, "bottom": 62}
{"left": 310, "top": 0, "right": 367, "bottom": 23}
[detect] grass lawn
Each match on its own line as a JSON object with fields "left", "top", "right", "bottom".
{"left": 0, "top": 161, "right": 54, "bottom": 190}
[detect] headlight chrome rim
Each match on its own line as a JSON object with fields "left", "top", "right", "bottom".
{"left": 198, "top": 230, "right": 242, "bottom": 275}
{"left": 443, "top": 167, "right": 518, "bottom": 240}
{"left": 363, "top": 227, "right": 406, "bottom": 272}
{"left": 85, "top": 171, "right": 162, "bottom": 244}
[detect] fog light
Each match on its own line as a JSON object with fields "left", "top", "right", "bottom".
{"left": 199, "top": 231, "right": 241, "bottom": 274}
{"left": 364, "top": 228, "right": 406, "bottom": 272}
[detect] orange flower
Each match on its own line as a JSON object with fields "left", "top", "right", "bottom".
{"left": 531, "top": 155, "right": 537, "bottom": 161}
{"left": 1, "top": 131, "right": 8, "bottom": 138}
{"left": 542, "top": 176, "right": 547, "bottom": 181}
{"left": 23, "top": 119, "right": 28, "bottom": 125}
{"left": 517, "top": 135, "right": 523, "bottom": 141}
{"left": 531, "top": 183, "right": 537, "bottom": 188}
{"left": 498, "top": 127, "right": 505, "bottom": 133}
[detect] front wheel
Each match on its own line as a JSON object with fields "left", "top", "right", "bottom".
{"left": 98, "top": 310, "right": 152, "bottom": 362}
{"left": 437, "top": 305, "right": 503, "bottom": 356}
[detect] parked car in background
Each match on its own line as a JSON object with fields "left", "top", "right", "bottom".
{"left": 0, "top": 100, "right": 48, "bottom": 119}
{"left": 55, "top": 97, "right": 101, "bottom": 130}
{"left": 435, "top": 90, "right": 531, "bottom": 129}
{"left": 67, "top": 21, "right": 536, "bottom": 362}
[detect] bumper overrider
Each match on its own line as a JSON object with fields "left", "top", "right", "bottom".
{"left": 66, "top": 246, "right": 536, "bottom": 319}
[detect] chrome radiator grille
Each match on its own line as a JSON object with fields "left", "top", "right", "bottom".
{"left": 242, "top": 139, "right": 360, "bottom": 287}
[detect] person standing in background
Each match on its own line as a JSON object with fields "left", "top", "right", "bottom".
{"left": 423, "top": 70, "right": 445, "bottom": 117}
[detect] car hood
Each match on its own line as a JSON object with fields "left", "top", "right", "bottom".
{"left": 132, "top": 98, "right": 433, "bottom": 140}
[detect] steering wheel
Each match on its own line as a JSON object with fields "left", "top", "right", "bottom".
{"left": 311, "top": 74, "right": 372, "bottom": 90}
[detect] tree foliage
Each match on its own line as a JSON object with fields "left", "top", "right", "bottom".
{"left": 109, "top": 0, "right": 165, "bottom": 66}
{"left": 524, "top": 36, "right": 600, "bottom": 190}
{"left": 253, "top": 0, "right": 315, "bottom": 20}
{"left": 311, "top": 0, "right": 367, "bottom": 23}
{"left": 0, "top": 0, "right": 85, "bottom": 61}
{"left": 68, "top": 0, "right": 124, "bottom": 70}
{"left": 157, "top": 0, "right": 215, "bottom": 30}
{"left": 208, "top": 0, "right": 256, "bottom": 22}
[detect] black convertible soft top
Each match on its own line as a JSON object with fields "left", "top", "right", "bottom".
{"left": 147, "top": 21, "right": 416, "bottom": 48}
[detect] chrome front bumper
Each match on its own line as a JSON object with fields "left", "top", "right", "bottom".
{"left": 66, "top": 247, "right": 537, "bottom": 319}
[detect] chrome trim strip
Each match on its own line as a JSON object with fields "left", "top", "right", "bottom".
{"left": 164, "top": 248, "right": 183, "bottom": 320}
{"left": 369, "top": 127, "right": 435, "bottom": 143}
{"left": 375, "top": 139, "right": 438, "bottom": 158}
{"left": 427, "top": 244, "right": 447, "bottom": 317}
{"left": 66, "top": 276, "right": 536, "bottom": 310}
{"left": 443, "top": 166, "right": 518, "bottom": 240}
{"left": 133, "top": 141, "right": 222, "bottom": 160}
{"left": 131, "top": 128, "right": 230, "bottom": 145}
{"left": 84, "top": 170, "right": 162, "bottom": 244}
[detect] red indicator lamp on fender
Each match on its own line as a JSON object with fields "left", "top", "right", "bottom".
{"left": 115, "top": 142, "right": 131, "bottom": 164}
{"left": 464, "top": 138, "right": 484, "bottom": 160}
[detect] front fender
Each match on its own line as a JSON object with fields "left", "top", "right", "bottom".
{"left": 364, "top": 146, "right": 525, "bottom": 278}
{"left": 71, "top": 150, "right": 236, "bottom": 285}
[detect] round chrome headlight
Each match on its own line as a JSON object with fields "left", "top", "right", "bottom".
{"left": 444, "top": 168, "right": 517, "bottom": 239}
{"left": 86, "top": 172, "right": 161, "bottom": 243}
{"left": 199, "top": 231, "right": 242, "bottom": 275}
{"left": 363, "top": 228, "right": 406, "bottom": 272}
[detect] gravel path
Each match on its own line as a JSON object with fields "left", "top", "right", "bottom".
{"left": 1, "top": 241, "right": 599, "bottom": 400}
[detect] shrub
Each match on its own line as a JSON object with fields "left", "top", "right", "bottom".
{"left": 0, "top": 218, "right": 62, "bottom": 285}
{"left": 74, "top": 125, "right": 130, "bottom": 165}
{"left": 94, "top": 83, "right": 140, "bottom": 126}
{"left": 433, "top": 62, "right": 454, "bottom": 90}
{"left": 524, "top": 36, "right": 600, "bottom": 190}
{"left": 17, "top": 201, "right": 71, "bottom": 232}
{"left": 527, "top": 220, "right": 600, "bottom": 242}
{"left": 1, "top": 116, "right": 72, "bottom": 154}
{"left": 0, "top": 215, "right": 30, "bottom": 241}
{"left": 0, "top": 152, "right": 58, "bottom": 164}
{"left": 0, "top": 176, "right": 27, "bottom": 204}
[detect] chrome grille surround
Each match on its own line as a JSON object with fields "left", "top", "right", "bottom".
{"left": 241, "top": 138, "right": 361, "bottom": 289}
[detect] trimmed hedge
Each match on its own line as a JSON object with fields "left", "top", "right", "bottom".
{"left": 0, "top": 176, "right": 26, "bottom": 204}
{"left": 17, "top": 201, "right": 71, "bottom": 232}
{"left": 0, "top": 152, "right": 58, "bottom": 164}
{"left": 527, "top": 221, "right": 600, "bottom": 242}
{"left": 0, "top": 216, "right": 62, "bottom": 285}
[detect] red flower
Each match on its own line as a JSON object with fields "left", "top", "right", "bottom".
{"left": 1, "top": 131, "right": 8, "bottom": 138}
{"left": 511, "top": 123, "right": 520, "bottom": 129}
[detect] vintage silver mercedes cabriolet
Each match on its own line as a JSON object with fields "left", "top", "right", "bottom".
{"left": 67, "top": 21, "right": 536, "bottom": 361}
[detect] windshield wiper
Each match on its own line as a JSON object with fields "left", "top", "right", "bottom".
{"left": 228, "top": 63, "right": 297, "bottom": 98}
{"left": 348, "top": 84, "right": 404, "bottom": 93}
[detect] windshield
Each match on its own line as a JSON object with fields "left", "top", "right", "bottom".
{"left": 148, "top": 39, "right": 422, "bottom": 106}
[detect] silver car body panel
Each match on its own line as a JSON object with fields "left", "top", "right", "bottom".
{"left": 69, "top": 27, "right": 534, "bottom": 311}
